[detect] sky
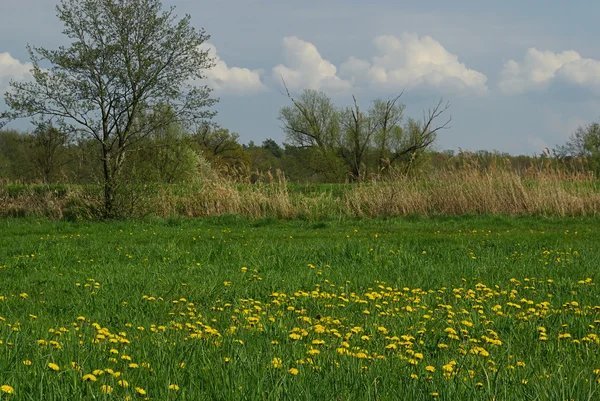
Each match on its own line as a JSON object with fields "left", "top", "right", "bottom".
{"left": 1, "top": 0, "right": 600, "bottom": 154}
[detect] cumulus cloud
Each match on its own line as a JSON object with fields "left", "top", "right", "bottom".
{"left": 0, "top": 52, "right": 33, "bottom": 91}
{"left": 499, "top": 48, "right": 600, "bottom": 94}
{"left": 272, "top": 36, "right": 352, "bottom": 92}
{"left": 201, "top": 43, "right": 267, "bottom": 95}
{"left": 339, "top": 34, "right": 488, "bottom": 95}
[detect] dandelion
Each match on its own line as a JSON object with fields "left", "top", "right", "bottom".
{"left": 168, "top": 384, "right": 180, "bottom": 391}
{"left": 22, "top": 360, "right": 31, "bottom": 366}
{"left": 1, "top": 385, "right": 14, "bottom": 394}
{"left": 100, "top": 385, "right": 113, "bottom": 394}
{"left": 47, "top": 363, "right": 60, "bottom": 372}
{"left": 272, "top": 358, "right": 283, "bottom": 368}
{"left": 135, "top": 387, "right": 146, "bottom": 396}
{"left": 117, "top": 380, "right": 129, "bottom": 387}
{"left": 81, "top": 374, "right": 97, "bottom": 382}
{"left": 426, "top": 365, "right": 436, "bottom": 373}
{"left": 288, "top": 368, "right": 299, "bottom": 375}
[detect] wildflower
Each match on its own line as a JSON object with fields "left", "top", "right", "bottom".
{"left": 128, "top": 363, "right": 139, "bottom": 369}
{"left": 272, "top": 358, "right": 283, "bottom": 368}
{"left": 426, "top": 365, "right": 436, "bottom": 373}
{"left": 117, "top": 380, "right": 129, "bottom": 387}
{"left": 100, "top": 385, "right": 113, "bottom": 394}
{"left": 168, "top": 384, "right": 180, "bottom": 391}
{"left": 1, "top": 385, "right": 14, "bottom": 394}
{"left": 135, "top": 387, "right": 146, "bottom": 396}
{"left": 22, "top": 360, "right": 31, "bottom": 366}
{"left": 410, "top": 373, "right": 419, "bottom": 380}
{"left": 288, "top": 368, "right": 299, "bottom": 375}
{"left": 82, "top": 374, "right": 97, "bottom": 382}
{"left": 47, "top": 363, "right": 60, "bottom": 372}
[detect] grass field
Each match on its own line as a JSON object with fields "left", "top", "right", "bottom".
{"left": 2, "top": 215, "right": 600, "bottom": 400}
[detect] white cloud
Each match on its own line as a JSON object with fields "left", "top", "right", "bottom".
{"left": 499, "top": 48, "right": 600, "bottom": 94}
{"left": 339, "top": 34, "right": 488, "bottom": 95}
{"left": 201, "top": 43, "right": 267, "bottom": 95}
{"left": 0, "top": 52, "right": 33, "bottom": 91}
{"left": 272, "top": 36, "right": 352, "bottom": 92}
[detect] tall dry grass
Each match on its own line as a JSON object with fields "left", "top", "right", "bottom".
{"left": 1, "top": 161, "right": 599, "bottom": 220}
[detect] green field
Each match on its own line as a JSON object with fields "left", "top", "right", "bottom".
{"left": 2, "top": 215, "right": 600, "bottom": 400}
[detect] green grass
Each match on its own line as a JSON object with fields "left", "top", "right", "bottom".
{"left": 2, "top": 215, "right": 600, "bottom": 400}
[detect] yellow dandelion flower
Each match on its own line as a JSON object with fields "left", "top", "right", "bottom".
{"left": 272, "top": 358, "right": 283, "bottom": 368}
{"left": 47, "top": 363, "right": 60, "bottom": 372}
{"left": 288, "top": 368, "right": 299, "bottom": 375}
{"left": 22, "top": 360, "right": 32, "bottom": 366}
{"left": 117, "top": 380, "right": 129, "bottom": 387}
{"left": 168, "top": 384, "right": 180, "bottom": 391}
{"left": 1, "top": 385, "right": 15, "bottom": 394}
{"left": 135, "top": 387, "right": 146, "bottom": 396}
{"left": 426, "top": 365, "right": 436, "bottom": 373}
{"left": 100, "top": 385, "right": 113, "bottom": 394}
{"left": 82, "top": 374, "right": 97, "bottom": 382}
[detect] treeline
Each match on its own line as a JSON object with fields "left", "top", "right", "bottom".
{"left": 0, "top": 123, "right": 592, "bottom": 186}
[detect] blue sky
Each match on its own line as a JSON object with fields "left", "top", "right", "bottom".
{"left": 2, "top": 0, "right": 600, "bottom": 154}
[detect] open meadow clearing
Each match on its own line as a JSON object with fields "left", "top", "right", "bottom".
{"left": 1, "top": 215, "right": 600, "bottom": 400}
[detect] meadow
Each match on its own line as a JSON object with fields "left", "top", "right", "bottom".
{"left": 1, "top": 215, "right": 600, "bottom": 400}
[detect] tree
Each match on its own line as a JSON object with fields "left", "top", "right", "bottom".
{"left": 1, "top": 0, "right": 216, "bottom": 216}
{"left": 371, "top": 95, "right": 405, "bottom": 170}
{"left": 279, "top": 88, "right": 341, "bottom": 151}
{"left": 556, "top": 122, "right": 600, "bottom": 174}
{"left": 339, "top": 96, "right": 379, "bottom": 180}
{"left": 192, "top": 124, "right": 250, "bottom": 172}
{"left": 28, "top": 121, "right": 71, "bottom": 183}
{"left": 279, "top": 86, "right": 450, "bottom": 180}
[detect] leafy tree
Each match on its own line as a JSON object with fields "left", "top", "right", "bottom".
{"left": 279, "top": 88, "right": 341, "bottom": 151}
{"left": 262, "top": 138, "right": 283, "bottom": 158}
{"left": 0, "top": 130, "right": 35, "bottom": 181}
{"left": 28, "top": 121, "right": 71, "bottom": 183}
{"left": 1, "top": 0, "right": 216, "bottom": 216}
{"left": 556, "top": 122, "right": 600, "bottom": 174}
{"left": 127, "top": 107, "right": 201, "bottom": 184}
{"left": 193, "top": 124, "right": 250, "bottom": 172}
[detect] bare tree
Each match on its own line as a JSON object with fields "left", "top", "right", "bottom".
{"left": 371, "top": 93, "right": 405, "bottom": 170}
{"left": 339, "top": 96, "right": 379, "bottom": 180}
{"left": 388, "top": 98, "right": 451, "bottom": 167}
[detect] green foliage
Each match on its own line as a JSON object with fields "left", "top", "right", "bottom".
{"left": 556, "top": 122, "right": 600, "bottom": 175}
